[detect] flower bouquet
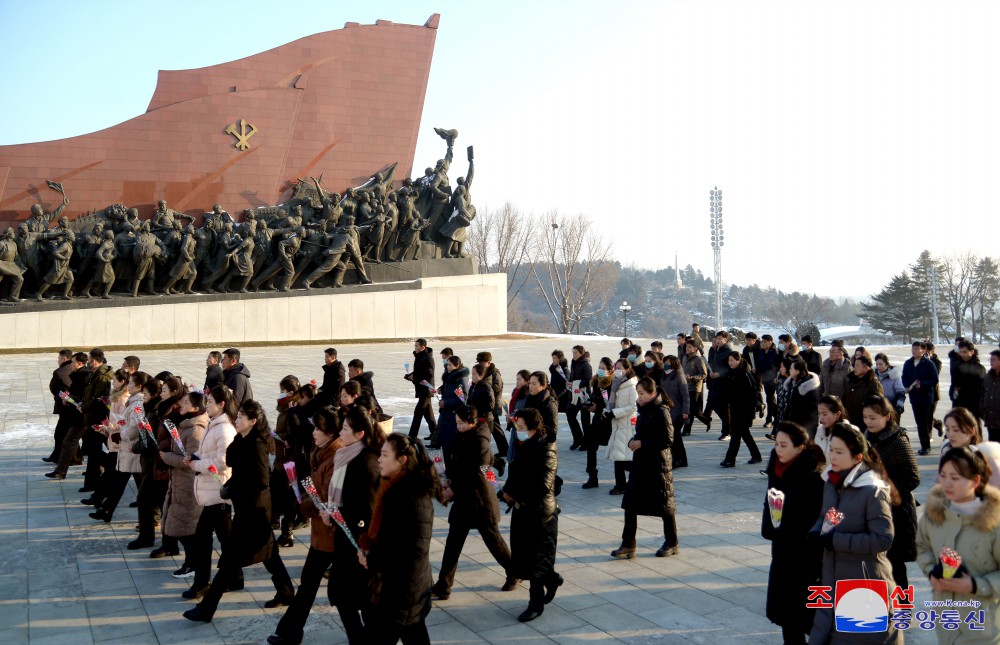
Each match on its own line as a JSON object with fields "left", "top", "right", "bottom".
{"left": 301, "top": 476, "right": 361, "bottom": 553}
{"left": 283, "top": 461, "right": 302, "bottom": 504}
{"left": 163, "top": 420, "right": 189, "bottom": 459}
{"left": 766, "top": 488, "right": 785, "bottom": 528}
{"left": 59, "top": 391, "right": 82, "bottom": 410}
{"left": 940, "top": 547, "right": 962, "bottom": 579}
{"left": 429, "top": 450, "right": 447, "bottom": 478}
{"left": 455, "top": 386, "right": 466, "bottom": 403}
{"left": 821, "top": 507, "right": 844, "bottom": 534}
{"left": 100, "top": 395, "right": 111, "bottom": 410}
{"left": 480, "top": 465, "right": 502, "bottom": 492}
{"left": 420, "top": 379, "right": 436, "bottom": 394}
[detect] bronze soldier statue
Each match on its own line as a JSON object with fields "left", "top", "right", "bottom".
{"left": 83, "top": 230, "right": 117, "bottom": 299}
{"left": 0, "top": 228, "right": 26, "bottom": 302}
{"left": 163, "top": 225, "right": 199, "bottom": 295}
{"left": 36, "top": 238, "right": 75, "bottom": 301}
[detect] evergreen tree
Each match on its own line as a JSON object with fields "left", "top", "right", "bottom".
{"left": 860, "top": 272, "right": 927, "bottom": 339}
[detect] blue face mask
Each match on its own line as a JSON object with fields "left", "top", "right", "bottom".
{"left": 597, "top": 368, "right": 607, "bottom": 378}
{"left": 628, "top": 355, "right": 638, "bottom": 363}
{"left": 516, "top": 430, "right": 530, "bottom": 442}
{"left": 777, "top": 343, "right": 786, "bottom": 352}
{"left": 644, "top": 361, "right": 654, "bottom": 369}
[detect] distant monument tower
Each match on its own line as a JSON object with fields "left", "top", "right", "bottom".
{"left": 675, "top": 252, "right": 682, "bottom": 289}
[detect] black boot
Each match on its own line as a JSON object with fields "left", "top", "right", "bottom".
{"left": 582, "top": 474, "right": 598, "bottom": 489}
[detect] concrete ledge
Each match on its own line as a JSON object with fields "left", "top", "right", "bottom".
{"left": 0, "top": 272, "right": 507, "bottom": 350}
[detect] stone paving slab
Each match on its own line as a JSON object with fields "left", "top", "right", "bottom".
{"left": 0, "top": 338, "right": 945, "bottom": 643}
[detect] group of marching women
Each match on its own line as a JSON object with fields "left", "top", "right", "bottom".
{"left": 42, "top": 340, "right": 681, "bottom": 644}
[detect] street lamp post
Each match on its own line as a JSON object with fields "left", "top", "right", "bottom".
{"left": 709, "top": 187, "right": 724, "bottom": 332}
{"left": 619, "top": 301, "right": 632, "bottom": 337}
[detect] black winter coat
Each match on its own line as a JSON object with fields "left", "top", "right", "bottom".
{"left": 366, "top": 472, "right": 434, "bottom": 626}
{"left": 223, "top": 363, "right": 253, "bottom": 406}
{"left": 549, "top": 360, "right": 570, "bottom": 410}
{"left": 446, "top": 428, "right": 500, "bottom": 527}
{"left": 952, "top": 354, "right": 986, "bottom": 414}
{"left": 318, "top": 359, "right": 346, "bottom": 408}
{"left": 409, "top": 348, "right": 434, "bottom": 397}
{"left": 761, "top": 448, "right": 825, "bottom": 631}
{"left": 224, "top": 427, "right": 275, "bottom": 567}
{"left": 842, "top": 369, "right": 884, "bottom": 429}
{"left": 204, "top": 363, "right": 225, "bottom": 391}
{"left": 867, "top": 424, "right": 920, "bottom": 562}
{"left": 50, "top": 362, "right": 74, "bottom": 415}
{"left": 787, "top": 373, "right": 821, "bottom": 432}
{"left": 350, "top": 371, "right": 381, "bottom": 412}
{"left": 503, "top": 435, "right": 558, "bottom": 581}
{"left": 622, "top": 395, "right": 675, "bottom": 517}
{"left": 467, "top": 379, "right": 496, "bottom": 429}
{"left": 984, "top": 369, "right": 1000, "bottom": 429}
{"left": 440, "top": 366, "right": 470, "bottom": 411}
{"left": 329, "top": 449, "right": 380, "bottom": 608}
{"left": 523, "top": 389, "right": 559, "bottom": 444}
{"left": 799, "top": 348, "right": 823, "bottom": 377}
{"left": 83, "top": 363, "right": 114, "bottom": 428}
{"left": 725, "top": 367, "right": 760, "bottom": 428}
{"left": 61, "top": 368, "right": 87, "bottom": 427}
{"left": 482, "top": 364, "right": 504, "bottom": 414}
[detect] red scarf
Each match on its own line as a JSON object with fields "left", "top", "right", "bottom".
{"left": 774, "top": 456, "right": 795, "bottom": 478}
{"left": 362, "top": 470, "right": 405, "bottom": 550}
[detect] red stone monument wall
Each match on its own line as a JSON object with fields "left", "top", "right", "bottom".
{"left": 0, "top": 15, "right": 439, "bottom": 227}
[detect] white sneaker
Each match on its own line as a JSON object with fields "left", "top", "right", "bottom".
{"left": 172, "top": 565, "right": 195, "bottom": 579}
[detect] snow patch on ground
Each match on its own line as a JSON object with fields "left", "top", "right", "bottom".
{"left": 0, "top": 422, "right": 51, "bottom": 448}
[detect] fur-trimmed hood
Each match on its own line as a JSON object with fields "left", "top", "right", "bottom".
{"left": 878, "top": 366, "right": 901, "bottom": 382}
{"left": 925, "top": 483, "right": 1000, "bottom": 532}
{"left": 784, "top": 372, "right": 821, "bottom": 395}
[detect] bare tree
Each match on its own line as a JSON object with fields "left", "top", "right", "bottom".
{"left": 532, "top": 211, "right": 617, "bottom": 334}
{"left": 466, "top": 202, "right": 538, "bottom": 308}
{"left": 940, "top": 252, "right": 978, "bottom": 340}
{"left": 763, "top": 291, "right": 835, "bottom": 334}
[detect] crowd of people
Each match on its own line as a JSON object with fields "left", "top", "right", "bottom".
{"left": 37, "top": 330, "right": 1000, "bottom": 644}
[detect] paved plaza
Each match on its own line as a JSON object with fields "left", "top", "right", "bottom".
{"left": 0, "top": 337, "right": 943, "bottom": 644}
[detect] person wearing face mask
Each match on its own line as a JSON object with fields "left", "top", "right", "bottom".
{"left": 502, "top": 409, "right": 561, "bottom": 622}
{"left": 604, "top": 359, "right": 639, "bottom": 495}
{"left": 633, "top": 350, "right": 663, "bottom": 384}
{"left": 659, "top": 355, "right": 689, "bottom": 468}
{"left": 89, "top": 370, "right": 150, "bottom": 521}
{"left": 761, "top": 422, "right": 825, "bottom": 645}
{"left": 584, "top": 358, "right": 615, "bottom": 488}
{"left": 610, "top": 377, "right": 679, "bottom": 560}
{"left": 917, "top": 447, "right": 1000, "bottom": 643}
{"left": 807, "top": 423, "right": 898, "bottom": 645}
{"left": 875, "top": 353, "right": 906, "bottom": 419}
{"left": 798, "top": 335, "right": 823, "bottom": 375}
{"left": 184, "top": 400, "right": 296, "bottom": 623}
{"left": 863, "top": 395, "right": 920, "bottom": 590}
{"left": 506, "top": 370, "right": 531, "bottom": 464}
{"left": 777, "top": 334, "right": 798, "bottom": 359}
{"left": 682, "top": 338, "right": 711, "bottom": 434}
{"left": 720, "top": 352, "right": 763, "bottom": 468}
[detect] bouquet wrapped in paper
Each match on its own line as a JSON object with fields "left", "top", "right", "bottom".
{"left": 940, "top": 547, "right": 962, "bottom": 579}
{"left": 58, "top": 391, "right": 81, "bottom": 410}
{"left": 163, "top": 420, "right": 189, "bottom": 459}
{"left": 429, "top": 450, "right": 447, "bottom": 478}
{"left": 283, "top": 461, "right": 302, "bottom": 504}
{"left": 821, "top": 507, "right": 844, "bottom": 534}
{"left": 766, "top": 488, "right": 785, "bottom": 528}
{"left": 454, "top": 386, "right": 466, "bottom": 403}
{"left": 480, "top": 465, "right": 502, "bottom": 492}
{"left": 420, "top": 379, "right": 437, "bottom": 395}
{"left": 301, "top": 476, "right": 362, "bottom": 553}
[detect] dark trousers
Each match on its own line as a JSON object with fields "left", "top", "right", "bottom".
{"left": 622, "top": 509, "right": 678, "bottom": 549}
{"left": 438, "top": 517, "right": 513, "bottom": 590}
{"left": 684, "top": 389, "right": 710, "bottom": 433}
{"left": 182, "top": 503, "right": 241, "bottom": 587}
{"left": 491, "top": 415, "right": 509, "bottom": 456}
{"left": 888, "top": 552, "right": 908, "bottom": 590}
{"left": 370, "top": 618, "right": 431, "bottom": 645}
{"left": 101, "top": 467, "right": 137, "bottom": 516}
{"left": 276, "top": 547, "right": 333, "bottom": 642}
{"left": 724, "top": 423, "right": 762, "bottom": 464}
{"left": 136, "top": 454, "right": 165, "bottom": 540}
{"left": 566, "top": 405, "right": 591, "bottom": 446}
{"left": 912, "top": 400, "right": 933, "bottom": 452}
{"left": 584, "top": 423, "right": 601, "bottom": 476}
{"left": 782, "top": 624, "right": 807, "bottom": 645}
{"left": 198, "top": 541, "right": 293, "bottom": 617}
{"left": 670, "top": 414, "right": 687, "bottom": 467}
{"left": 82, "top": 430, "right": 106, "bottom": 489}
{"left": 763, "top": 381, "right": 777, "bottom": 424}
{"left": 49, "top": 416, "right": 68, "bottom": 460}
{"left": 613, "top": 461, "right": 631, "bottom": 489}
{"left": 711, "top": 396, "right": 732, "bottom": 437}
{"left": 409, "top": 396, "right": 437, "bottom": 438}
{"left": 53, "top": 424, "right": 85, "bottom": 476}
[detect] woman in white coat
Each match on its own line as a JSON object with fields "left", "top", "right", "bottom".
{"left": 604, "top": 359, "right": 638, "bottom": 495}
{"left": 91, "top": 371, "right": 149, "bottom": 521}
{"left": 180, "top": 384, "right": 240, "bottom": 599}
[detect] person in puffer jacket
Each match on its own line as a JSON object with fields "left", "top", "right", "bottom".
{"left": 604, "top": 359, "right": 638, "bottom": 495}
{"left": 182, "top": 385, "right": 240, "bottom": 598}
{"left": 875, "top": 352, "right": 906, "bottom": 417}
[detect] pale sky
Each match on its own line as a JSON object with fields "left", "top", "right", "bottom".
{"left": 1, "top": 0, "right": 996, "bottom": 299}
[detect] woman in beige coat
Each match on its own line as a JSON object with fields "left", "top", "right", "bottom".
{"left": 160, "top": 390, "right": 210, "bottom": 579}
{"left": 917, "top": 447, "right": 1000, "bottom": 644}
{"left": 604, "top": 359, "right": 638, "bottom": 495}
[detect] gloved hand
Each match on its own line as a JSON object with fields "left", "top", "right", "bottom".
{"left": 603, "top": 410, "right": 614, "bottom": 420}
{"left": 808, "top": 529, "right": 834, "bottom": 550}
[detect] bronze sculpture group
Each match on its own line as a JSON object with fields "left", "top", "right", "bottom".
{"left": 0, "top": 129, "right": 477, "bottom": 303}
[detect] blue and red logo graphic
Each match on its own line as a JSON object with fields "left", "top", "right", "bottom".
{"left": 835, "top": 579, "right": 889, "bottom": 633}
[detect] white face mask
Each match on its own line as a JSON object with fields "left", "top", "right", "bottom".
{"left": 777, "top": 343, "right": 786, "bottom": 352}
{"left": 614, "top": 370, "right": 623, "bottom": 378}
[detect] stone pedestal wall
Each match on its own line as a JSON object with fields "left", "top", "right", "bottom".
{"left": 0, "top": 273, "right": 507, "bottom": 351}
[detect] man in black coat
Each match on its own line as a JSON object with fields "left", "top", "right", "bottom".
{"left": 757, "top": 335, "right": 781, "bottom": 428}
{"left": 407, "top": 339, "right": 437, "bottom": 439}
{"left": 45, "top": 352, "right": 89, "bottom": 479}
{"left": 348, "top": 358, "right": 382, "bottom": 413}
{"left": 707, "top": 331, "right": 734, "bottom": 440}
{"left": 565, "top": 346, "right": 592, "bottom": 451}
{"left": 799, "top": 335, "right": 823, "bottom": 375}
{"left": 204, "top": 351, "right": 225, "bottom": 391}
{"left": 476, "top": 351, "right": 509, "bottom": 464}
{"left": 951, "top": 340, "right": 986, "bottom": 419}
{"left": 45, "top": 349, "right": 75, "bottom": 462}
{"left": 222, "top": 347, "right": 254, "bottom": 406}
{"left": 317, "top": 347, "right": 347, "bottom": 409}
{"left": 81, "top": 348, "right": 115, "bottom": 492}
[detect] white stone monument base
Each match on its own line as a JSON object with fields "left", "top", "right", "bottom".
{"left": 0, "top": 274, "right": 507, "bottom": 351}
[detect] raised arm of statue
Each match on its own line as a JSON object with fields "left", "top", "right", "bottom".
{"left": 311, "top": 176, "right": 328, "bottom": 201}
{"left": 465, "top": 159, "right": 474, "bottom": 191}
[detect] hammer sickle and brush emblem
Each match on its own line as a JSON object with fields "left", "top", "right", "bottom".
{"left": 225, "top": 118, "right": 258, "bottom": 150}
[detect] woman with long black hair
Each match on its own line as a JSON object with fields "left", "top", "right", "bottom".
{"left": 184, "top": 399, "right": 295, "bottom": 623}
{"left": 720, "top": 352, "right": 763, "bottom": 468}
{"left": 583, "top": 357, "right": 614, "bottom": 488}
{"left": 359, "top": 433, "right": 446, "bottom": 644}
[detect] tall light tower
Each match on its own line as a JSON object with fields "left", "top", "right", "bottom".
{"left": 709, "top": 187, "right": 724, "bottom": 332}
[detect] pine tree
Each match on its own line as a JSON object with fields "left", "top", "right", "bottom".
{"left": 860, "top": 272, "right": 927, "bottom": 339}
